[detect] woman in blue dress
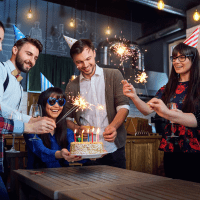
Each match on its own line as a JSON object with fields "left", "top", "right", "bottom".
{"left": 122, "top": 42, "right": 200, "bottom": 182}
{"left": 24, "top": 87, "right": 85, "bottom": 169}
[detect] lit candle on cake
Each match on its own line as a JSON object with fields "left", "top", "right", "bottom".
{"left": 92, "top": 127, "right": 94, "bottom": 143}
{"left": 78, "top": 135, "right": 81, "bottom": 142}
{"left": 81, "top": 130, "right": 84, "bottom": 142}
{"left": 96, "top": 128, "right": 100, "bottom": 142}
{"left": 74, "top": 129, "right": 77, "bottom": 142}
{"left": 87, "top": 129, "right": 89, "bottom": 142}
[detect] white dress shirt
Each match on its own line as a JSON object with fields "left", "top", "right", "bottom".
{"left": 78, "top": 65, "right": 129, "bottom": 153}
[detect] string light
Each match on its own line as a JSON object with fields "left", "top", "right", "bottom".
{"left": 157, "top": 0, "right": 164, "bottom": 10}
{"left": 193, "top": 10, "right": 200, "bottom": 21}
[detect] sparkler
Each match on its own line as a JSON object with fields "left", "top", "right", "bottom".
{"left": 135, "top": 71, "right": 148, "bottom": 96}
{"left": 56, "top": 95, "right": 91, "bottom": 124}
{"left": 135, "top": 71, "right": 148, "bottom": 84}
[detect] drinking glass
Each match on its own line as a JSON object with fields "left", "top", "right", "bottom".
{"left": 167, "top": 102, "right": 178, "bottom": 137}
{"left": 29, "top": 104, "right": 42, "bottom": 141}
{"left": 6, "top": 111, "right": 20, "bottom": 153}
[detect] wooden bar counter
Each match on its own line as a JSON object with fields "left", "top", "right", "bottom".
{"left": 125, "top": 135, "right": 164, "bottom": 175}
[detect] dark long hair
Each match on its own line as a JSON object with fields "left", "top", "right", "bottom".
{"left": 37, "top": 87, "right": 68, "bottom": 149}
{"left": 162, "top": 43, "right": 200, "bottom": 112}
{"left": 0, "top": 21, "right": 5, "bottom": 32}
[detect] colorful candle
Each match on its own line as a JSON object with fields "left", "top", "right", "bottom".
{"left": 87, "top": 129, "right": 90, "bottom": 142}
{"left": 74, "top": 129, "right": 77, "bottom": 142}
{"left": 78, "top": 135, "right": 81, "bottom": 142}
{"left": 96, "top": 128, "right": 100, "bottom": 142}
{"left": 81, "top": 130, "right": 84, "bottom": 142}
{"left": 92, "top": 128, "right": 94, "bottom": 143}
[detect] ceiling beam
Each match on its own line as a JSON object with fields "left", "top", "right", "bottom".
{"left": 128, "top": 0, "right": 186, "bottom": 17}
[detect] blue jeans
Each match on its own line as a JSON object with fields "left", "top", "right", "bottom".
{"left": 0, "top": 176, "right": 10, "bottom": 200}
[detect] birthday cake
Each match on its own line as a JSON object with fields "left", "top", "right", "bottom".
{"left": 70, "top": 142, "right": 104, "bottom": 155}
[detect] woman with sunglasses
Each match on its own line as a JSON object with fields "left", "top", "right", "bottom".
{"left": 24, "top": 87, "right": 84, "bottom": 169}
{"left": 122, "top": 42, "right": 200, "bottom": 182}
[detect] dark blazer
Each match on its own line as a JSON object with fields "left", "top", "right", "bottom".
{"left": 65, "top": 67, "right": 129, "bottom": 148}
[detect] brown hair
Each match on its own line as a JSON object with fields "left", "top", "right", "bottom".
{"left": 14, "top": 36, "right": 43, "bottom": 53}
{"left": 70, "top": 39, "right": 94, "bottom": 59}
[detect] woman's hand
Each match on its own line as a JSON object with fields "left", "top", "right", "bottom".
{"left": 147, "top": 98, "right": 182, "bottom": 121}
{"left": 147, "top": 98, "right": 170, "bottom": 118}
{"left": 59, "top": 148, "right": 82, "bottom": 162}
{"left": 121, "top": 80, "right": 137, "bottom": 99}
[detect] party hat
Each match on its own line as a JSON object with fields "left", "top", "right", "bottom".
{"left": 184, "top": 27, "right": 200, "bottom": 48}
{"left": 40, "top": 73, "right": 54, "bottom": 92}
{"left": 63, "top": 35, "right": 77, "bottom": 49}
{"left": 13, "top": 25, "right": 26, "bottom": 41}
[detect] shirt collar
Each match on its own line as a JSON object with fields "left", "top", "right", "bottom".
{"left": 80, "top": 64, "right": 102, "bottom": 81}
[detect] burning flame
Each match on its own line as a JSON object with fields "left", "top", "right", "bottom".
{"left": 96, "top": 105, "right": 104, "bottom": 110}
{"left": 72, "top": 94, "right": 92, "bottom": 111}
{"left": 135, "top": 71, "right": 148, "bottom": 84}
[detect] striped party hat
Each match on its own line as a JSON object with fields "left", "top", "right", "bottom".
{"left": 184, "top": 27, "right": 200, "bottom": 48}
{"left": 63, "top": 35, "right": 77, "bottom": 49}
{"left": 13, "top": 25, "right": 26, "bottom": 41}
{"left": 40, "top": 73, "right": 54, "bottom": 92}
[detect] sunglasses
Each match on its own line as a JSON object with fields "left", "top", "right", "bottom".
{"left": 47, "top": 97, "right": 66, "bottom": 107}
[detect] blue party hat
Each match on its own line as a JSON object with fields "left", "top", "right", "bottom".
{"left": 40, "top": 73, "right": 54, "bottom": 92}
{"left": 13, "top": 25, "right": 26, "bottom": 41}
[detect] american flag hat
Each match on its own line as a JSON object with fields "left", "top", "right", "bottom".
{"left": 183, "top": 27, "right": 200, "bottom": 48}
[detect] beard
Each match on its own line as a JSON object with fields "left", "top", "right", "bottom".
{"left": 81, "top": 63, "right": 96, "bottom": 76}
{"left": 15, "top": 53, "right": 32, "bottom": 73}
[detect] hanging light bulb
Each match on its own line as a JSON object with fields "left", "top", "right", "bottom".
{"left": 69, "top": 18, "right": 75, "bottom": 27}
{"left": 27, "top": 9, "right": 33, "bottom": 19}
{"left": 193, "top": 10, "right": 200, "bottom": 21}
{"left": 157, "top": 0, "right": 164, "bottom": 10}
{"left": 27, "top": 0, "right": 33, "bottom": 19}
{"left": 105, "top": 26, "right": 111, "bottom": 35}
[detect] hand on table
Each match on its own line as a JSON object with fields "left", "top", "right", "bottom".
{"left": 24, "top": 117, "right": 56, "bottom": 134}
{"left": 60, "top": 148, "right": 82, "bottom": 162}
{"left": 103, "top": 126, "right": 117, "bottom": 142}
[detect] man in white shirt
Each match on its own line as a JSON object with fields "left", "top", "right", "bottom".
{"left": 65, "top": 39, "right": 129, "bottom": 168}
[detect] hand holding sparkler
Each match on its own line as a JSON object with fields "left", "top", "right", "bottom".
{"left": 121, "top": 80, "right": 137, "bottom": 99}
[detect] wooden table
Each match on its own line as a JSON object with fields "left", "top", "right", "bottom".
{"left": 14, "top": 165, "right": 200, "bottom": 200}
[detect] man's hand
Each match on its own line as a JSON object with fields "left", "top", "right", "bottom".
{"left": 103, "top": 126, "right": 117, "bottom": 142}
{"left": 24, "top": 117, "right": 56, "bottom": 134}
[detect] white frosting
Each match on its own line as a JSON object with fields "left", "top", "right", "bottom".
{"left": 70, "top": 142, "right": 104, "bottom": 155}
